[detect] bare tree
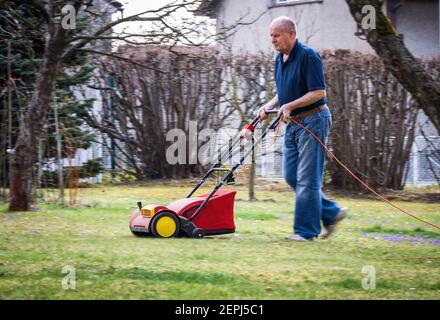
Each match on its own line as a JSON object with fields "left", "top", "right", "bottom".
{"left": 79, "top": 45, "right": 226, "bottom": 180}
{"left": 344, "top": 0, "right": 440, "bottom": 134}
{"left": 222, "top": 51, "right": 276, "bottom": 200}
{"left": 4, "top": 0, "right": 269, "bottom": 210}
{"left": 323, "top": 50, "right": 419, "bottom": 190}
{"left": 3, "top": 0, "right": 209, "bottom": 210}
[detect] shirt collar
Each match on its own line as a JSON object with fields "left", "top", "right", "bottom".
{"left": 279, "top": 39, "right": 300, "bottom": 64}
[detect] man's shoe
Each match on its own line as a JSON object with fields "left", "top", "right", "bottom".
{"left": 285, "top": 234, "right": 318, "bottom": 242}
{"left": 320, "top": 207, "right": 348, "bottom": 239}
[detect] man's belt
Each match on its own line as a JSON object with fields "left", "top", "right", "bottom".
{"left": 290, "top": 104, "right": 327, "bottom": 121}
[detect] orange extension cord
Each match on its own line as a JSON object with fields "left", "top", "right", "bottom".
{"left": 273, "top": 117, "right": 440, "bottom": 231}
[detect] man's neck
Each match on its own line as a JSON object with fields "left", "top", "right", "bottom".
{"left": 282, "top": 40, "right": 296, "bottom": 62}
{"left": 283, "top": 49, "right": 292, "bottom": 62}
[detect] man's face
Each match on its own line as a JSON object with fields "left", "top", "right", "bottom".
{"left": 270, "top": 24, "right": 296, "bottom": 54}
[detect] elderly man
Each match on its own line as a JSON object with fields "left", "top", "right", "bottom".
{"left": 258, "top": 16, "right": 346, "bottom": 241}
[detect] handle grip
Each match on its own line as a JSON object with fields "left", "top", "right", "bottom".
{"left": 241, "top": 109, "right": 281, "bottom": 139}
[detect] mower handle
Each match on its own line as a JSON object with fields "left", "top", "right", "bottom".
{"left": 249, "top": 109, "right": 279, "bottom": 126}
{"left": 185, "top": 111, "right": 282, "bottom": 223}
{"left": 186, "top": 109, "right": 282, "bottom": 199}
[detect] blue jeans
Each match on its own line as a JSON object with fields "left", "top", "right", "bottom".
{"left": 283, "top": 106, "right": 341, "bottom": 239}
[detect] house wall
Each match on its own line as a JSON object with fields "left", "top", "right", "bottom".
{"left": 216, "top": 0, "right": 372, "bottom": 54}
{"left": 394, "top": 0, "right": 439, "bottom": 58}
{"left": 214, "top": 0, "right": 439, "bottom": 58}
{"left": 72, "top": 0, "right": 115, "bottom": 183}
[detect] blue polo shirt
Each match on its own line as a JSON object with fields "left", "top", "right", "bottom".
{"left": 275, "top": 39, "right": 327, "bottom": 116}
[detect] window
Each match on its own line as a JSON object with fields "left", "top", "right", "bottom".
{"left": 268, "top": 0, "right": 323, "bottom": 8}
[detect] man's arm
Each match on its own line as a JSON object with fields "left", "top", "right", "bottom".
{"left": 285, "top": 90, "right": 326, "bottom": 110}
{"left": 258, "top": 94, "right": 279, "bottom": 120}
{"left": 263, "top": 94, "right": 280, "bottom": 111}
{"left": 278, "top": 89, "right": 326, "bottom": 121}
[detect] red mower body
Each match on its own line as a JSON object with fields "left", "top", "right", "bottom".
{"left": 129, "top": 189, "right": 236, "bottom": 237}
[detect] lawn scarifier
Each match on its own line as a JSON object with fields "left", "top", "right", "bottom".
{"left": 130, "top": 107, "right": 440, "bottom": 239}
{"left": 129, "top": 111, "right": 281, "bottom": 239}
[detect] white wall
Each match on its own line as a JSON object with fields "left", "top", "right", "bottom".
{"left": 214, "top": 0, "right": 439, "bottom": 58}
{"left": 216, "top": 0, "right": 373, "bottom": 55}
{"left": 394, "top": 0, "right": 439, "bottom": 58}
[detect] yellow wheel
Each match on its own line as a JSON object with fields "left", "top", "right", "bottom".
{"left": 151, "top": 211, "right": 180, "bottom": 238}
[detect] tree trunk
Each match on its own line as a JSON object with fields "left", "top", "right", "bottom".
{"left": 344, "top": 0, "right": 440, "bottom": 134}
{"left": 8, "top": 25, "right": 67, "bottom": 211}
{"left": 248, "top": 137, "right": 257, "bottom": 202}
{"left": 53, "top": 97, "right": 65, "bottom": 206}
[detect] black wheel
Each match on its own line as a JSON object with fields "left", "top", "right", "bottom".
{"left": 131, "top": 230, "right": 148, "bottom": 237}
{"left": 192, "top": 228, "right": 205, "bottom": 239}
{"left": 150, "top": 211, "right": 180, "bottom": 238}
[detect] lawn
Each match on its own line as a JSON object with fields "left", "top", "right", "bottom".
{"left": 0, "top": 181, "right": 439, "bottom": 300}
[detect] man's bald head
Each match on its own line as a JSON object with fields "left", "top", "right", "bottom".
{"left": 270, "top": 16, "right": 297, "bottom": 34}
{"left": 270, "top": 16, "right": 297, "bottom": 54}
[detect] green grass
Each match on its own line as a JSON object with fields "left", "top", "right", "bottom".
{"left": 362, "top": 224, "right": 440, "bottom": 238}
{"left": 0, "top": 182, "right": 439, "bottom": 300}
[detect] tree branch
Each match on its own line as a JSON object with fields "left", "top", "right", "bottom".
{"left": 345, "top": 0, "right": 440, "bottom": 134}
{"left": 63, "top": 1, "right": 189, "bottom": 60}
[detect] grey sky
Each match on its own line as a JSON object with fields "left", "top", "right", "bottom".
{"left": 111, "top": 0, "right": 214, "bottom": 45}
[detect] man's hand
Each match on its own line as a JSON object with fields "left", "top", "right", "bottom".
{"left": 258, "top": 95, "right": 279, "bottom": 121}
{"left": 257, "top": 105, "right": 269, "bottom": 121}
{"left": 278, "top": 104, "right": 294, "bottom": 122}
